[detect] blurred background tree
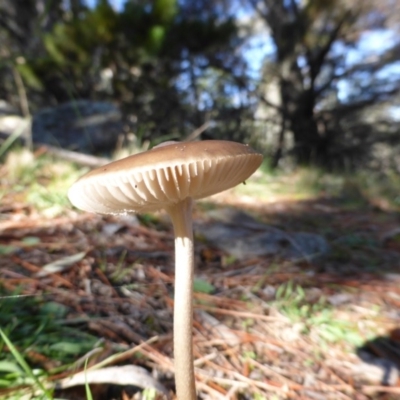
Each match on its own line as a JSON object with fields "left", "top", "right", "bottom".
{"left": 0, "top": 0, "right": 399, "bottom": 171}
{"left": 248, "top": 0, "right": 400, "bottom": 170}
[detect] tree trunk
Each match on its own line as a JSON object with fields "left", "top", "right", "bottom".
{"left": 271, "top": 118, "right": 286, "bottom": 169}
{"left": 281, "top": 79, "right": 326, "bottom": 166}
{"left": 291, "top": 118, "right": 324, "bottom": 166}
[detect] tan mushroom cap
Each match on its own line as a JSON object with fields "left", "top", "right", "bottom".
{"left": 68, "top": 140, "right": 263, "bottom": 215}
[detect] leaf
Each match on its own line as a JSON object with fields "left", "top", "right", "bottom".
{"left": 39, "top": 302, "right": 68, "bottom": 318}
{"left": 193, "top": 278, "right": 215, "bottom": 294}
{"left": 50, "top": 342, "right": 85, "bottom": 355}
{"left": 59, "top": 366, "right": 170, "bottom": 398}
{"left": 84, "top": 358, "right": 93, "bottom": 400}
{"left": 0, "top": 245, "right": 18, "bottom": 255}
{"left": 0, "top": 361, "right": 23, "bottom": 374}
{"left": 16, "top": 63, "right": 44, "bottom": 90}
{"left": 35, "top": 252, "right": 86, "bottom": 277}
{"left": 21, "top": 236, "right": 41, "bottom": 246}
{"left": 43, "top": 33, "right": 66, "bottom": 65}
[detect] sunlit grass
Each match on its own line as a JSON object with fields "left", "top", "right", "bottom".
{"left": 0, "top": 148, "right": 86, "bottom": 216}
{"left": 2, "top": 148, "right": 399, "bottom": 216}
{"left": 231, "top": 164, "right": 400, "bottom": 210}
{"left": 272, "top": 281, "right": 368, "bottom": 348}
{"left": 227, "top": 166, "right": 347, "bottom": 202}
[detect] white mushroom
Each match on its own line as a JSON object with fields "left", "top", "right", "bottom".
{"left": 68, "top": 140, "right": 263, "bottom": 400}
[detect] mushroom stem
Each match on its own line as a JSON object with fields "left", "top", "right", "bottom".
{"left": 167, "top": 198, "right": 197, "bottom": 400}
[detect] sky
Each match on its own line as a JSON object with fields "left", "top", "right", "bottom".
{"left": 336, "top": 29, "right": 400, "bottom": 107}
{"left": 85, "top": 0, "right": 123, "bottom": 10}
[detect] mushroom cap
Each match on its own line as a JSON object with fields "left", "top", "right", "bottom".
{"left": 68, "top": 140, "right": 263, "bottom": 215}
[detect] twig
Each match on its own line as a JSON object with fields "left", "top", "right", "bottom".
{"left": 86, "top": 335, "right": 160, "bottom": 371}
{"left": 196, "top": 304, "right": 287, "bottom": 322}
{"left": 362, "top": 385, "right": 400, "bottom": 394}
{"left": 35, "top": 144, "right": 110, "bottom": 167}
{"left": 183, "top": 121, "right": 210, "bottom": 142}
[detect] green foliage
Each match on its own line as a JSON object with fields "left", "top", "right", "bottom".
{"left": 355, "top": 170, "right": 400, "bottom": 209}
{"left": 0, "top": 330, "right": 53, "bottom": 399}
{"left": 0, "top": 293, "right": 96, "bottom": 364}
{"left": 153, "top": 0, "right": 177, "bottom": 24}
{"left": 15, "top": 63, "right": 43, "bottom": 90}
{"left": 84, "top": 358, "right": 94, "bottom": 400}
{"left": 232, "top": 165, "right": 400, "bottom": 211}
{"left": 274, "top": 282, "right": 364, "bottom": 346}
{"left": 1, "top": 0, "right": 247, "bottom": 145}
{"left": 146, "top": 25, "right": 166, "bottom": 54}
{"left": 308, "top": 311, "right": 363, "bottom": 346}
{"left": 193, "top": 278, "right": 215, "bottom": 294}
{"left": 0, "top": 288, "right": 99, "bottom": 397}
{"left": 275, "top": 281, "right": 320, "bottom": 321}
{"left": 1, "top": 149, "right": 84, "bottom": 216}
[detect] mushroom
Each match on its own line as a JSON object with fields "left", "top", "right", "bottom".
{"left": 68, "top": 140, "right": 263, "bottom": 399}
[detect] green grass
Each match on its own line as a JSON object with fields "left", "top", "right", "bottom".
{"left": 0, "top": 288, "right": 99, "bottom": 398}
{"left": 0, "top": 293, "right": 98, "bottom": 364}
{"left": 232, "top": 165, "right": 400, "bottom": 209}
{"left": 2, "top": 147, "right": 400, "bottom": 217}
{"left": 272, "top": 281, "right": 364, "bottom": 347}
{"left": 1, "top": 148, "right": 85, "bottom": 216}
{"left": 0, "top": 329, "right": 52, "bottom": 399}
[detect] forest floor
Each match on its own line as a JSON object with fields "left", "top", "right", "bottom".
{"left": 0, "top": 152, "right": 400, "bottom": 400}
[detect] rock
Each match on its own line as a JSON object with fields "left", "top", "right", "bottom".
{"left": 32, "top": 100, "right": 123, "bottom": 154}
{"left": 329, "top": 355, "right": 399, "bottom": 386}
{"left": 0, "top": 100, "right": 18, "bottom": 116}
{"left": 195, "top": 208, "right": 329, "bottom": 261}
{"left": 0, "top": 99, "right": 25, "bottom": 139}
{"left": 0, "top": 115, "right": 30, "bottom": 138}
{"left": 0, "top": 99, "right": 124, "bottom": 154}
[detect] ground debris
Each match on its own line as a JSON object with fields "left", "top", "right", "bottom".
{"left": 1, "top": 199, "right": 400, "bottom": 400}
